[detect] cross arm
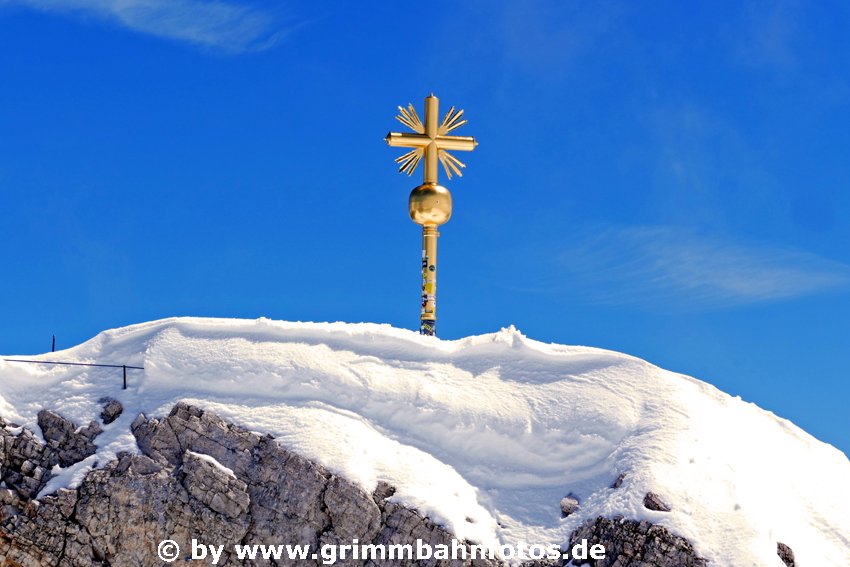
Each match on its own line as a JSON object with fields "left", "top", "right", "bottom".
{"left": 435, "top": 135, "right": 477, "bottom": 152}
{"left": 386, "top": 132, "right": 430, "bottom": 148}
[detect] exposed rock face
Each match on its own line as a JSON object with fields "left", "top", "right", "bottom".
{"left": 0, "top": 403, "right": 710, "bottom": 566}
{"left": 181, "top": 451, "right": 251, "bottom": 519}
{"left": 37, "top": 410, "right": 102, "bottom": 468}
{"left": 0, "top": 409, "right": 102, "bottom": 501}
{"left": 0, "top": 403, "right": 506, "bottom": 566}
{"left": 568, "top": 517, "right": 709, "bottom": 567}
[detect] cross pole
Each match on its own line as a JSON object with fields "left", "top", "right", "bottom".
{"left": 385, "top": 94, "right": 478, "bottom": 336}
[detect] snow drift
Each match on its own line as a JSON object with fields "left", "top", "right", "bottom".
{"left": 0, "top": 317, "right": 847, "bottom": 565}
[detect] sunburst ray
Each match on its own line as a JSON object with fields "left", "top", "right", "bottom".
{"left": 438, "top": 107, "right": 467, "bottom": 135}
{"left": 395, "top": 148, "right": 424, "bottom": 176}
{"left": 396, "top": 104, "right": 425, "bottom": 134}
{"left": 438, "top": 149, "right": 466, "bottom": 179}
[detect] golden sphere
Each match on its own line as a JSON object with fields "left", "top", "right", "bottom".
{"left": 409, "top": 183, "right": 453, "bottom": 226}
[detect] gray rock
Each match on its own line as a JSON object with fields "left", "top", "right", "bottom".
{"left": 98, "top": 398, "right": 123, "bottom": 425}
{"left": 181, "top": 450, "right": 250, "bottom": 519}
{"left": 2, "top": 427, "right": 54, "bottom": 499}
{"left": 372, "top": 480, "right": 396, "bottom": 506}
{"left": 559, "top": 494, "right": 579, "bottom": 517}
{"left": 568, "top": 516, "right": 708, "bottom": 567}
{"left": 643, "top": 491, "right": 672, "bottom": 512}
{"left": 37, "top": 409, "right": 101, "bottom": 468}
{"left": 777, "top": 541, "right": 795, "bottom": 566}
{"left": 610, "top": 473, "right": 625, "bottom": 489}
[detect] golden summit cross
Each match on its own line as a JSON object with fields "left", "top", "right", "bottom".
{"left": 386, "top": 94, "right": 478, "bottom": 184}
{"left": 385, "top": 94, "right": 478, "bottom": 337}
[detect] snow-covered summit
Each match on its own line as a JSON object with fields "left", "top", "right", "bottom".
{"left": 0, "top": 317, "right": 848, "bottom": 565}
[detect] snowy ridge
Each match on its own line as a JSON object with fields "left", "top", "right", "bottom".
{"left": 0, "top": 317, "right": 847, "bottom": 566}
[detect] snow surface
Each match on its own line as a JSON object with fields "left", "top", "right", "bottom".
{"left": 187, "top": 450, "right": 237, "bottom": 479}
{"left": 0, "top": 317, "right": 848, "bottom": 566}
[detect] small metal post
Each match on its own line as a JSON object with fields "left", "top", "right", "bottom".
{"left": 51, "top": 335, "right": 55, "bottom": 352}
{"left": 420, "top": 225, "right": 439, "bottom": 335}
{"left": 122, "top": 365, "right": 127, "bottom": 390}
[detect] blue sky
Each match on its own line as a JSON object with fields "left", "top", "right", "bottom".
{"left": 1, "top": 1, "right": 848, "bottom": 455}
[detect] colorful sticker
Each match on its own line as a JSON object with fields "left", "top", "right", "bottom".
{"left": 420, "top": 320, "right": 436, "bottom": 335}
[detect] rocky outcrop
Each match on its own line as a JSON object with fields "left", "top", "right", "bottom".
{"left": 37, "top": 410, "right": 102, "bottom": 469}
{"left": 0, "top": 403, "right": 507, "bottom": 566}
{"left": 568, "top": 517, "right": 708, "bottom": 567}
{"left": 0, "top": 402, "right": 711, "bottom": 566}
{"left": 0, "top": 409, "right": 102, "bottom": 501}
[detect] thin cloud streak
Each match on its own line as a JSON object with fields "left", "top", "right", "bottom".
{"left": 2, "top": 0, "right": 288, "bottom": 52}
{"left": 517, "top": 226, "right": 850, "bottom": 310}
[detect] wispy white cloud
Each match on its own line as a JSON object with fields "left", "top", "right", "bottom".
{"left": 1, "top": 0, "right": 288, "bottom": 52}
{"left": 516, "top": 226, "right": 850, "bottom": 310}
